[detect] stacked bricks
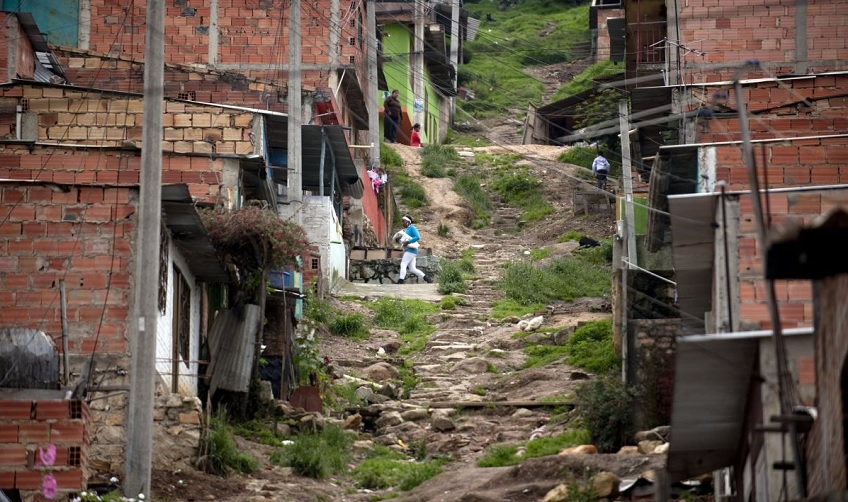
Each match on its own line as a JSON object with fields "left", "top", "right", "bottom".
{"left": 678, "top": 0, "right": 848, "bottom": 82}
{"left": 0, "top": 394, "right": 90, "bottom": 500}
{"left": 65, "top": 0, "right": 365, "bottom": 98}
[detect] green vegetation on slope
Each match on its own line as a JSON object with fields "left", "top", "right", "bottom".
{"left": 458, "top": 0, "right": 592, "bottom": 118}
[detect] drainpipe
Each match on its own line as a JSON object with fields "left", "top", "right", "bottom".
{"left": 15, "top": 105, "right": 21, "bottom": 140}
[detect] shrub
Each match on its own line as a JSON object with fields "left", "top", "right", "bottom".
{"left": 205, "top": 417, "right": 260, "bottom": 476}
{"left": 328, "top": 312, "right": 369, "bottom": 339}
{"left": 574, "top": 376, "right": 638, "bottom": 453}
{"left": 491, "top": 172, "right": 542, "bottom": 202}
{"left": 303, "top": 289, "right": 333, "bottom": 324}
{"left": 273, "top": 425, "right": 353, "bottom": 478}
{"left": 438, "top": 260, "right": 468, "bottom": 294}
{"left": 564, "top": 320, "right": 619, "bottom": 374}
{"left": 437, "top": 222, "right": 450, "bottom": 237}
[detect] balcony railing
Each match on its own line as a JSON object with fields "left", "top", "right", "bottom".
{"left": 630, "top": 21, "right": 667, "bottom": 65}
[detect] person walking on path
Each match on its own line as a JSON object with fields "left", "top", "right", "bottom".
{"left": 383, "top": 90, "right": 402, "bottom": 143}
{"left": 592, "top": 151, "right": 611, "bottom": 190}
{"left": 395, "top": 214, "right": 433, "bottom": 284}
{"left": 410, "top": 123, "right": 422, "bottom": 147}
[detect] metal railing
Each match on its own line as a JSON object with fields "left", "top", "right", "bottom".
{"left": 630, "top": 21, "right": 667, "bottom": 65}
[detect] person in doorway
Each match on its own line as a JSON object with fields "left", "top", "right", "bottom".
{"left": 395, "top": 214, "right": 433, "bottom": 284}
{"left": 592, "top": 151, "right": 611, "bottom": 190}
{"left": 410, "top": 123, "right": 422, "bottom": 147}
{"left": 383, "top": 90, "right": 402, "bottom": 143}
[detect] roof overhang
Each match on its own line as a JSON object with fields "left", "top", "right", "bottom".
{"left": 335, "top": 69, "right": 369, "bottom": 130}
{"left": 265, "top": 118, "right": 363, "bottom": 199}
{"left": 668, "top": 327, "right": 814, "bottom": 481}
{"left": 161, "top": 184, "right": 231, "bottom": 283}
{"left": 667, "top": 191, "right": 718, "bottom": 323}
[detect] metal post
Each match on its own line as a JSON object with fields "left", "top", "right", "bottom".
{"left": 125, "top": 0, "right": 164, "bottom": 496}
{"left": 319, "top": 127, "right": 326, "bottom": 196}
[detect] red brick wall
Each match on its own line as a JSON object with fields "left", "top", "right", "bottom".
{"left": 77, "top": 0, "right": 365, "bottom": 93}
{"left": 679, "top": 0, "right": 848, "bottom": 82}
{"left": 0, "top": 397, "right": 90, "bottom": 498}
{"left": 596, "top": 8, "right": 624, "bottom": 61}
{"left": 0, "top": 181, "right": 135, "bottom": 354}
{"left": 689, "top": 75, "right": 848, "bottom": 329}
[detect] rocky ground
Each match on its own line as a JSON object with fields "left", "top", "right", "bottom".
{"left": 147, "top": 135, "right": 673, "bottom": 502}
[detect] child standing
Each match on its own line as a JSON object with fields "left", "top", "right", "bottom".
{"left": 410, "top": 123, "right": 422, "bottom": 148}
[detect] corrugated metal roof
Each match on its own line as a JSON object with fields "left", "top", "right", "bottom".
{"left": 14, "top": 13, "right": 67, "bottom": 83}
{"left": 667, "top": 328, "right": 813, "bottom": 481}
{"left": 162, "top": 184, "right": 232, "bottom": 284}
{"left": 667, "top": 192, "right": 718, "bottom": 325}
{"left": 206, "top": 305, "right": 262, "bottom": 394}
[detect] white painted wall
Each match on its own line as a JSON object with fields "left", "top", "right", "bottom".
{"left": 302, "top": 196, "right": 347, "bottom": 288}
{"left": 155, "top": 240, "right": 202, "bottom": 397}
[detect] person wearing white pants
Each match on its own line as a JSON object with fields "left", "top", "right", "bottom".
{"left": 395, "top": 215, "right": 433, "bottom": 284}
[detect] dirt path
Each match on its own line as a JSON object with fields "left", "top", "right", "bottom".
{"left": 152, "top": 142, "right": 623, "bottom": 502}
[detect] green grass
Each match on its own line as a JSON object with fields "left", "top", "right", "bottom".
{"left": 524, "top": 344, "right": 570, "bottom": 368}
{"left": 491, "top": 298, "right": 544, "bottom": 319}
{"left": 454, "top": 173, "right": 493, "bottom": 229}
{"left": 353, "top": 445, "right": 446, "bottom": 491}
{"left": 381, "top": 143, "right": 403, "bottom": 167}
{"left": 550, "top": 60, "right": 625, "bottom": 102}
{"left": 421, "top": 144, "right": 461, "bottom": 178}
{"left": 459, "top": 1, "right": 591, "bottom": 118}
{"left": 557, "top": 230, "right": 584, "bottom": 243}
{"left": 476, "top": 429, "right": 592, "bottom": 467}
{"left": 206, "top": 417, "right": 261, "bottom": 476}
{"left": 328, "top": 312, "right": 369, "bottom": 339}
{"left": 557, "top": 145, "right": 596, "bottom": 169}
{"left": 500, "top": 254, "right": 612, "bottom": 306}
{"left": 271, "top": 425, "right": 354, "bottom": 479}
{"left": 529, "top": 248, "right": 552, "bottom": 261}
{"left": 564, "top": 320, "right": 619, "bottom": 374}
{"left": 370, "top": 298, "right": 438, "bottom": 355}
{"left": 232, "top": 420, "right": 291, "bottom": 448}
{"left": 490, "top": 169, "right": 554, "bottom": 222}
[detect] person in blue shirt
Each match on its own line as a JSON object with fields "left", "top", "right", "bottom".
{"left": 396, "top": 215, "right": 433, "bottom": 284}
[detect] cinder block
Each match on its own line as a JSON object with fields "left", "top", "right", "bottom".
{"left": 14, "top": 469, "right": 41, "bottom": 489}
{"left": 50, "top": 423, "right": 85, "bottom": 444}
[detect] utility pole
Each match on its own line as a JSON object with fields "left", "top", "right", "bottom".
{"left": 449, "top": 0, "right": 459, "bottom": 120}
{"left": 287, "top": 0, "right": 303, "bottom": 221}
{"left": 618, "top": 99, "right": 636, "bottom": 388}
{"left": 367, "top": 0, "right": 379, "bottom": 166}
{"left": 619, "top": 99, "right": 637, "bottom": 267}
{"left": 125, "top": 0, "right": 164, "bottom": 497}
{"left": 413, "top": 0, "right": 425, "bottom": 130}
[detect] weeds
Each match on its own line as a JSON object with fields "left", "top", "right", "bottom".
{"left": 575, "top": 376, "right": 639, "bottom": 453}
{"left": 438, "top": 260, "right": 469, "bottom": 294}
{"left": 476, "top": 429, "right": 592, "bottom": 468}
{"left": 500, "top": 255, "right": 611, "bottom": 305}
{"left": 454, "top": 173, "right": 493, "bottom": 229}
{"left": 272, "top": 425, "right": 353, "bottom": 478}
{"left": 328, "top": 312, "right": 369, "bottom": 339}
{"left": 353, "top": 445, "right": 446, "bottom": 491}
{"left": 437, "top": 222, "right": 450, "bottom": 236}
{"left": 564, "top": 320, "right": 618, "bottom": 374}
{"left": 491, "top": 298, "right": 543, "bottom": 320}
{"left": 205, "top": 417, "right": 260, "bottom": 476}
{"left": 370, "top": 298, "right": 438, "bottom": 355}
{"left": 421, "top": 144, "right": 460, "bottom": 178}
{"left": 524, "top": 344, "right": 569, "bottom": 368}
{"left": 381, "top": 143, "right": 403, "bottom": 167}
